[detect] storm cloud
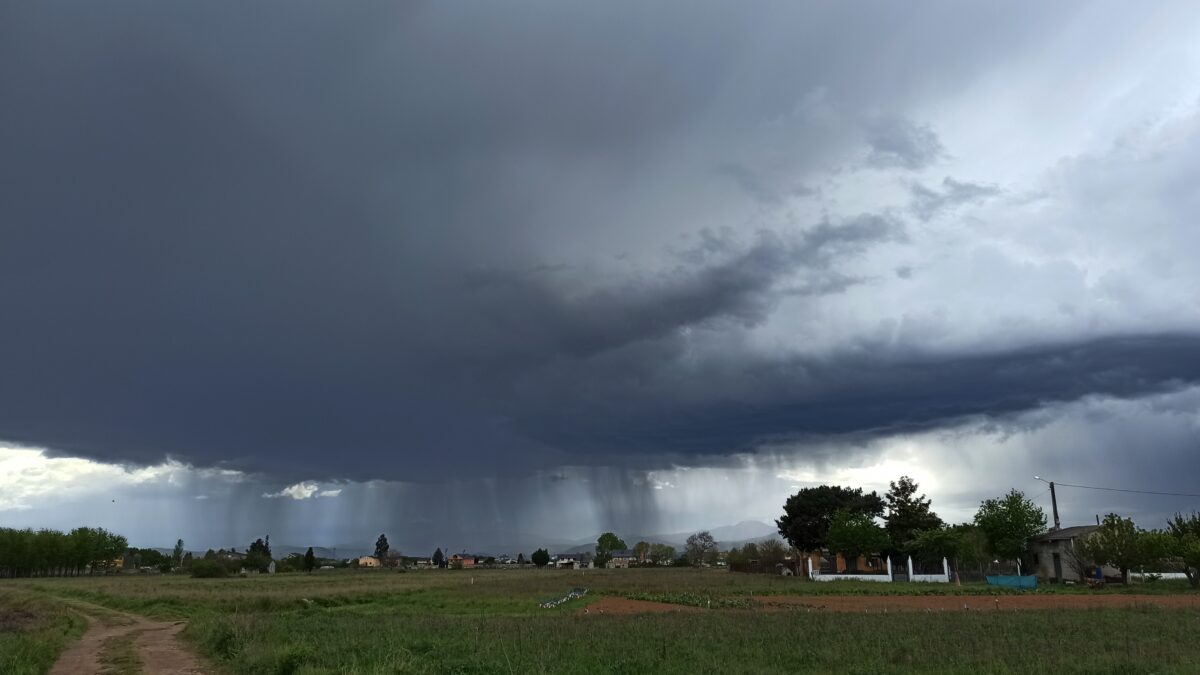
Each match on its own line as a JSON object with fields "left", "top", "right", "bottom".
{"left": 4, "top": 0, "right": 1200, "bottom": 543}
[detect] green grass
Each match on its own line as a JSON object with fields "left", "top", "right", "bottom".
{"left": 7, "top": 568, "right": 1200, "bottom": 674}
{"left": 181, "top": 605, "right": 1200, "bottom": 675}
{"left": 0, "top": 589, "right": 87, "bottom": 675}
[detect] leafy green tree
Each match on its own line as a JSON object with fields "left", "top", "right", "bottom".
{"left": 190, "top": 559, "right": 228, "bottom": 578}
{"left": 246, "top": 537, "right": 273, "bottom": 573}
{"left": 1166, "top": 512, "right": 1200, "bottom": 588}
{"left": 826, "top": 511, "right": 889, "bottom": 572}
{"left": 685, "top": 531, "right": 717, "bottom": 566}
{"left": 777, "top": 485, "right": 884, "bottom": 554}
{"left": 432, "top": 548, "right": 445, "bottom": 568}
{"left": 757, "top": 539, "right": 787, "bottom": 567}
{"left": 649, "top": 543, "right": 675, "bottom": 565}
{"left": 304, "top": 547, "right": 317, "bottom": 573}
{"left": 594, "top": 532, "right": 627, "bottom": 568}
{"left": 374, "top": 534, "right": 390, "bottom": 561}
{"left": 1076, "top": 513, "right": 1159, "bottom": 584}
{"left": 531, "top": 548, "right": 550, "bottom": 568}
{"left": 728, "top": 541, "right": 760, "bottom": 566}
{"left": 973, "top": 489, "right": 1046, "bottom": 564}
{"left": 884, "top": 476, "right": 942, "bottom": 553}
{"left": 517, "top": 552, "right": 526, "bottom": 565}
{"left": 172, "top": 539, "right": 185, "bottom": 569}
{"left": 181, "top": 552, "right": 193, "bottom": 569}
{"left": 632, "top": 541, "right": 651, "bottom": 563}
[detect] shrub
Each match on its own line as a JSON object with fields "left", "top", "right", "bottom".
{"left": 190, "top": 559, "right": 229, "bottom": 578}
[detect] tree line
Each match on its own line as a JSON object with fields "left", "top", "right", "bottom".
{"left": 0, "top": 526, "right": 128, "bottom": 578}
{"left": 766, "top": 476, "right": 1200, "bottom": 585}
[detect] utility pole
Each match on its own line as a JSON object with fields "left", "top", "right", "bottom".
{"left": 1034, "top": 476, "right": 1062, "bottom": 530}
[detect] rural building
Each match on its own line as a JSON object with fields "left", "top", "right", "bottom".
{"left": 357, "top": 555, "right": 381, "bottom": 568}
{"left": 1030, "top": 526, "right": 1119, "bottom": 583}
{"left": 608, "top": 550, "right": 635, "bottom": 568}
{"left": 554, "top": 553, "right": 591, "bottom": 569}
{"left": 449, "top": 554, "right": 476, "bottom": 569}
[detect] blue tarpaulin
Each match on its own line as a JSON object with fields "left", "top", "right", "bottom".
{"left": 986, "top": 575, "right": 1038, "bottom": 589}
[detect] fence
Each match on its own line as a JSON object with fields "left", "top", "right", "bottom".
{"left": 807, "top": 556, "right": 952, "bottom": 583}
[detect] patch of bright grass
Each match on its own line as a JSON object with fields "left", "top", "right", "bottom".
{"left": 0, "top": 590, "right": 87, "bottom": 675}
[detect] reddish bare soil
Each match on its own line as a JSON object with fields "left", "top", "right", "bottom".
{"left": 580, "top": 597, "right": 705, "bottom": 615}
{"left": 754, "top": 594, "right": 1200, "bottom": 613}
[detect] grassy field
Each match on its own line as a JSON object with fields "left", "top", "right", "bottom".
{"left": 0, "top": 588, "right": 87, "bottom": 675}
{"left": 4, "top": 568, "right": 1200, "bottom": 674}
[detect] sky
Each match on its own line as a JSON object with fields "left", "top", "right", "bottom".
{"left": 3, "top": 1, "right": 1200, "bottom": 555}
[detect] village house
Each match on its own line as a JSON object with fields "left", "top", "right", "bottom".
{"left": 356, "top": 555, "right": 381, "bottom": 568}
{"left": 608, "top": 550, "right": 635, "bottom": 568}
{"left": 554, "top": 553, "right": 591, "bottom": 569}
{"left": 449, "top": 553, "right": 476, "bottom": 569}
{"left": 1029, "top": 526, "right": 1119, "bottom": 583}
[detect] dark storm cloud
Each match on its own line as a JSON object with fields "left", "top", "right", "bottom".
{"left": 516, "top": 333, "right": 1200, "bottom": 460}
{"left": 5, "top": 0, "right": 1185, "bottom": 485}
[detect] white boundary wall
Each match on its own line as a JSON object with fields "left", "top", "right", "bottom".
{"left": 1130, "top": 572, "right": 1189, "bottom": 580}
{"left": 808, "top": 557, "right": 894, "bottom": 582}
{"left": 806, "top": 556, "right": 952, "bottom": 583}
{"left": 908, "top": 557, "right": 951, "bottom": 583}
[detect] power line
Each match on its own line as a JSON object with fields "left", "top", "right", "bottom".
{"left": 1049, "top": 481, "right": 1200, "bottom": 499}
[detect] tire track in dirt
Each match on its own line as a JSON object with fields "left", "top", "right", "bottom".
{"left": 48, "top": 599, "right": 209, "bottom": 674}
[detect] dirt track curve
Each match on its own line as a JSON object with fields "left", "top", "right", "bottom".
{"left": 49, "top": 601, "right": 209, "bottom": 675}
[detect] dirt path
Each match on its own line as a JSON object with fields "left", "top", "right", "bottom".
{"left": 754, "top": 593, "right": 1200, "bottom": 612}
{"left": 49, "top": 600, "right": 209, "bottom": 674}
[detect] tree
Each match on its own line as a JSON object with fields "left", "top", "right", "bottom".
{"left": 432, "top": 548, "right": 445, "bottom": 568}
{"left": 531, "top": 548, "right": 550, "bottom": 568}
{"left": 906, "top": 525, "right": 983, "bottom": 579}
{"left": 649, "top": 543, "right": 675, "bottom": 565}
{"left": 181, "top": 552, "right": 194, "bottom": 570}
{"left": 172, "top": 539, "right": 185, "bottom": 569}
{"left": 826, "top": 511, "right": 889, "bottom": 572}
{"left": 728, "top": 541, "right": 760, "bottom": 566}
{"left": 374, "top": 534, "right": 390, "bottom": 561}
{"left": 905, "top": 527, "right": 959, "bottom": 564}
{"left": 757, "top": 539, "right": 787, "bottom": 567}
{"left": 973, "top": 489, "right": 1046, "bottom": 564}
{"left": 777, "top": 485, "right": 884, "bottom": 554}
{"left": 884, "top": 476, "right": 942, "bottom": 553}
{"left": 304, "top": 547, "right": 316, "bottom": 573}
{"left": 246, "top": 536, "right": 273, "bottom": 573}
{"left": 190, "top": 559, "right": 228, "bottom": 578}
{"left": 1076, "top": 514, "right": 1158, "bottom": 584}
{"left": 594, "top": 532, "right": 627, "bottom": 568}
{"left": 203, "top": 549, "right": 217, "bottom": 561}
{"left": 685, "top": 531, "right": 717, "bottom": 566}
{"left": 1166, "top": 512, "right": 1200, "bottom": 589}
{"left": 517, "top": 552, "right": 526, "bottom": 566}
{"left": 632, "top": 541, "right": 651, "bottom": 563}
